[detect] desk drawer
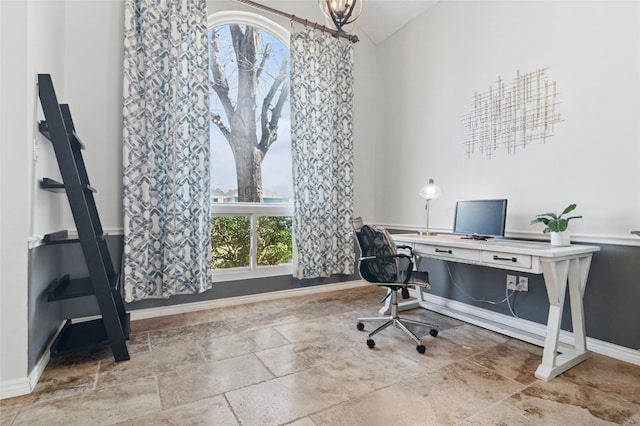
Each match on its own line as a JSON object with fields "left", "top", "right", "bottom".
{"left": 482, "top": 251, "right": 532, "bottom": 269}
{"left": 415, "top": 244, "right": 480, "bottom": 262}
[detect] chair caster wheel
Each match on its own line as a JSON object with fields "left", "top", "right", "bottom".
{"left": 366, "top": 339, "right": 375, "bottom": 349}
{"left": 357, "top": 322, "right": 365, "bottom": 331}
{"left": 417, "top": 344, "right": 426, "bottom": 354}
{"left": 430, "top": 329, "right": 438, "bottom": 337}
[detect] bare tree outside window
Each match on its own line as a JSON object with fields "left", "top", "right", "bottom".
{"left": 209, "top": 24, "right": 290, "bottom": 203}
{"left": 209, "top": 22, "right": 292, "bottom": 270}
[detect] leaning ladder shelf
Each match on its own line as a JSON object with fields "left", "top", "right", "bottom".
{"left": 37, "top": 73, "right": 130, "bottom": 362}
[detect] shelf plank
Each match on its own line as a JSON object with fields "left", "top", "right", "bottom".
{"left": 47, "top": 274, "right": 120, "bottom": 301}
{"left": 47, "top": 275, "right": 90, "bottom": 301}
{"left": 40, "top": 177, "right": 96, "bottom": 193}
{"left": 40, "top": 178, "right": 65, "bottom": 192}
{"left": 50, "top": 314, "right": 130, "bottom": 358}
{"left": 43, "top": 230, "right": 105, "bottom": 245}
{"left": 43, "top": 230, "right": 80, "bottom": 245}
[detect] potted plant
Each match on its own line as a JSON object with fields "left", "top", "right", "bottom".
{"left": 531, "top": 203, "right": 582, "bottom": 246}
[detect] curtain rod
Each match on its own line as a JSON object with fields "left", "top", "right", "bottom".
{"left": 232, "top": 0, "right": 359, "bottom": 43}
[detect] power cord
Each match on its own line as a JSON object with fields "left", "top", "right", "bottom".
{"left": 505, "top": 281, "right": 519, "bottom": 318}
{"left": 445, "top": 262, "right": 519, "bottom": 317}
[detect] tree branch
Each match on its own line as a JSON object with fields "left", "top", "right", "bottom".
{"left": 270, "top": 80, "right": 289, "bottom": 135}
{"left": 259, "top": 56, "right": 289, "bottom": 153}
{"left": 211, "top": 113, "right": 231, "bottom": 142}
{"left": 230, "top": 24, "right": 259, "bottom": 139}
{"left": 256, "top": 42, "right": 272, "bottom": 82}
{"left": 230, "top": 24, "right": 257, "bottom": 76}
{"left": 209, "top": 29, "right": 235, "bottom": 121}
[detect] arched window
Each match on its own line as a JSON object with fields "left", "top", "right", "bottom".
{"left": 208, "top": 11, "right": 293, "bottom": 280}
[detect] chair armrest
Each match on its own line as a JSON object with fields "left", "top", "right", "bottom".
{"left": 396, "top": 244, "right": 414, "bottom": 258}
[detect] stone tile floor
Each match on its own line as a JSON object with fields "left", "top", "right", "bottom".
{"left": 2, "top": 284, "right": 639, "bottom": 425}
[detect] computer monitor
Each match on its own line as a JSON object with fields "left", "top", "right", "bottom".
{"left": 453, "top": 199, "right": 508, "bottom": 240}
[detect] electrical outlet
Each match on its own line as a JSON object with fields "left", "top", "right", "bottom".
{"left": 517, "top": 276, "right": 529, "bottom": 292}
{"left": 506, "top": 274, "right": 517, "bottom": 290}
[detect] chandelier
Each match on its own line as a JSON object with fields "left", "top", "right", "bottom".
{"left": 319, "top": 0, "right": 362, "bottom": 33}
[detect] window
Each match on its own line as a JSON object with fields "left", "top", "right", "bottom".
{"left": 208, "top": 12, "right": 292, "bottom": 281}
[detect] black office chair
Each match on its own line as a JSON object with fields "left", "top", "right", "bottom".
{"left": 352, "top": 217, "right": 438, "bottom": 353}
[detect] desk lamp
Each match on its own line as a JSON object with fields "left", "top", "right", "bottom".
{"left": 419, "top": 179, "right": 442, "bottom": 235}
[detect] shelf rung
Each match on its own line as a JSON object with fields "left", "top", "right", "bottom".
{"left": 40, "top": 178, "right": 65, "bottom": 192}
{"left": 43, "top": 230, "right": 105, "bottom": 245}
{"left": 40, "top": 178, "right": 96, "bottom": 193}
{"left": 43, "top": 230, "right": 80, "bottom": 245}
{"left": 47, "top": 275, "right": 90, "bottom": 301}
{"left": 38, "top": 120, "right": 84, "bottom": 150}
{"left": 47, "top": 274, "right": 121, "bottom": 301}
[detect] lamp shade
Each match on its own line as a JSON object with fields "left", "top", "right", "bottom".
{"left": 419, "top": 179, "right": 442, "bottom": 200}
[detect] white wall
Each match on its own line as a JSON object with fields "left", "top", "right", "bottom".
{"left": 0, "top": 0, "right": 30, "bottom": 399}
{"left": 62, "top": 1, "right": 126, "bottom": 232}
{"left": 1, "top": 0, "right": 66, "bottom": 398}
{"left": 375, "top": 1, "right": 640, "bottom": 245}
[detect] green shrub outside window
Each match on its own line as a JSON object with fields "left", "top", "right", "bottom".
{"left": 211, "top": 215, "right": 292, "bottom": 269}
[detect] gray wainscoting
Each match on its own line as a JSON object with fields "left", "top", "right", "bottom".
{"left": 28, "top": 233, "right": 639, "bottom": 375}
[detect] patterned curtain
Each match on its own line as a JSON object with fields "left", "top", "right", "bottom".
{"left": 122, "top": 0, "right": 211, "bottom": 301}
{"left": 290, "top": 28, "right": 355, "bottom": 279}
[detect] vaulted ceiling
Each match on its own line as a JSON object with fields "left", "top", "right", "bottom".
{"left": 255, "top": 0, "right": 440, "bottom": 45}
{"left": 351, "top": 0, "right": 439, "bottom": 44}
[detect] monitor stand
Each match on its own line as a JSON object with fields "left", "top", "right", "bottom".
{"left": 461, "top": 234, "right": 490, "bottom": 241}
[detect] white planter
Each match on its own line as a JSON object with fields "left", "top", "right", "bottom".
{"left": 550, "top": 231, "right": 571, "bottom": 246}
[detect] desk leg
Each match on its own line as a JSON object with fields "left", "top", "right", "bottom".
{"left": 568, "top": 256, "right": 592, "bottom": 353}
{"left": 535, "top": 257, "right": 592, "bottom": 381}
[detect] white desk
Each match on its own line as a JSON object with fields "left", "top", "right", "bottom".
{"left": 391, "top": 234, "right": 600, "bottom": 381}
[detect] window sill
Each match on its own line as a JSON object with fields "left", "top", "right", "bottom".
{"left": 211, "top": 264, "right": 293, "bottom": 283}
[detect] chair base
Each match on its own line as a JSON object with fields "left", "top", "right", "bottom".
{"left": 357, "top": 287, "right": 438, "bottom": 353}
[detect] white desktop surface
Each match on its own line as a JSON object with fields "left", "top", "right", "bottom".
{"left": 391, "top": 233, "right": 600, "bottom": 381}
{"left": 394, "top": 233, "right": 597, "bottom": 255}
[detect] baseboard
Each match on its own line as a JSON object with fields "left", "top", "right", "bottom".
{"left": 1, "top": 321, "right": 65, "bottom": 400}
{"left": 130, "top": 280, "right": 639, "bottom": 365}
{"left": 0, "top": 281, "right": 368, "bottom": 400}
{"left": 418, "top": 292, "right": 640, "bottom": 366}
{"left": 6, "top": 279, "right": 635, "bottom": 400}
{"left": 0, "top": 377, "right": 32, "bottom": 400}
{"left": 28, "top": 350, "right": 51, "bottom": 393}
{"left": 130, "top": 280, "right": 370, "bottom": 320}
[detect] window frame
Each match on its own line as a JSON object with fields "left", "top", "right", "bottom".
{"left": 210, "top": 202, "right": 294, "bottom": 282}
{"left": 208, "top": 11, "right": 293, "bottom": 283}
{"left": 208, "top": 11, "right": 290, "bottom": 47}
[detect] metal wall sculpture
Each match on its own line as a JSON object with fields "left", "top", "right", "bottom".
{"left": 462, "top": 68, "right": 562, "bottom": 158}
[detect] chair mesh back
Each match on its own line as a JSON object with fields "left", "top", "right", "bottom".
{"left": 354, "top": 223, "right": 399, "bottom": 283}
